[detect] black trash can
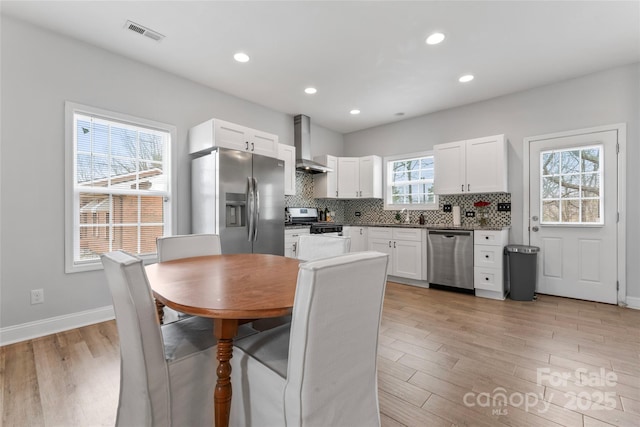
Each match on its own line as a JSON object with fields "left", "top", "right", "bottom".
{"left": 505, "top": 245, "right": 540, "bottom": 301}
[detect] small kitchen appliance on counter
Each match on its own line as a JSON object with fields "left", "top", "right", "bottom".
{"left": 287, "top": 207, "right": 343, "bottom": 235}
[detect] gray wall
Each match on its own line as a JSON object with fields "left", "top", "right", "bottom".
{"left": 0, "top": 16, "right": 343, "bottom": 328}
{"left": 344, "top": 63, "right": 640, "bottom": 299}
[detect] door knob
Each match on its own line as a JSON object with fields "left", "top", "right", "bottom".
{"left": 532, "top": 226, "right": 539, "bottom": 232}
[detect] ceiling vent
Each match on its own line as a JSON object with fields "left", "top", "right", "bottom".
{"left": 124, "top": 20, "right": 165, "bottom": 42}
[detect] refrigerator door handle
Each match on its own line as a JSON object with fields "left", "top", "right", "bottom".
{"left": 247, "top": 177, "right": 254, "bottom": 241}
{"left": 253, "top": 177, "right": 260, "bottom": 241}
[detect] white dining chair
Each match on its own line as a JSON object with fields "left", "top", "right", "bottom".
{"left": 296, "top": 234, "right": 351, "bottom": 261}
{"left": 156, "top": 234, "right": 222, "bottom": 323}
{"left": 101, "top": 250, "right": 217, "bottom": 427}
{"left": 229, "top": 251, "right": 389, "bottom": 427}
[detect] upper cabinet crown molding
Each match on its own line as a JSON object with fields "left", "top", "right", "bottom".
{"left": 314, "top": 155, "right": 382, "bottom": 199}
{"left": 433, "top": 134, "right": 508, "bottom": 195}
{"left": 188, "top": 118, "right": 278, "bottom": 158}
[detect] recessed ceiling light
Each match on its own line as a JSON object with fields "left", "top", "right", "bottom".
{"left": 233, "top": 52, "right": 250, "bottom": 63}
{"left": 459, "top": 74, "right": 474, "bottom": 83}
{"left": 304, "top": 87, "right": 317, "bottom": 94}
{"left": 426, "top": 32, "right": 445, "bottom": 45}
{"left": 350, "top": 109, "right": 361, "bottom": 115}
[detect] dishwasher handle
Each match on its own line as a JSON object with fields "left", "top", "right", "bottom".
{"left": 428, "top": 230, "right": 473, "bottom": 238}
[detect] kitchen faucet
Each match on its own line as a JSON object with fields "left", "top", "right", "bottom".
{"left": 401, "top": 208, "right": 410, "bottom": 224}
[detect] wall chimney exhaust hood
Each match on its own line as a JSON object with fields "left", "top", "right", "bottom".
{"left": 294, "top": 114, "right": 333, "bottom": 173}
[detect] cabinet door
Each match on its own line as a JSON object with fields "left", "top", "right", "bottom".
{"left": 393, "top": 239, "right": 423, "bottom": 280}
{"left": 338, "top": 157, "right": 360, "bottom": 199}
{"left": 347, "top": 227, "right": 368, "bottom": 252}
{"left": 313, "top": 155, "right": 339, "bottom": 198}
{"left": 466, "top": 135, "right": 507, "bottom": 193}
{"left": 368, "top": 238, "right": 393, "bottom": 259}
{"left": 249, "top": 129, "right": 278, "bottom": 158}
{"left": 277, "top": 144, "right": 296, "bottom": 195}
{"left": 359, "top": 156, "right": 382, "bottom": 198}
{"left": 434, "top": 140, "right": 466, "bottom": 194}
{"left": 215, "top": 120, "right": 250, "bottom": 151}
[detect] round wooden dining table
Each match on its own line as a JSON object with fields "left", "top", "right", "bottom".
{"left": 145, "top": 253, "right": 301, "bottom": 427}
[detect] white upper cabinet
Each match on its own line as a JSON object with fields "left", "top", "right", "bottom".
{"left": 313, "top": 155, "right": 339, "bottom": 198}
{"left": 338, "top": 157, "right": 360, "bottom": 198}
{"left": 434, "top": 134, "right": 507, "bottom": 195}
{"left": 314, "top": 155, "right": 381, "bottom": 199}
{"left": 358, "top": 155, "right": 383, "bottom": 198}
{"left": 277, "top": 143, "right": 296, "bottom": 196}
{"left": 188, "top": 118, "right": 278, "bottom": 158}
{"left": 336, "top": 155, "right": 382, "bottom": 199}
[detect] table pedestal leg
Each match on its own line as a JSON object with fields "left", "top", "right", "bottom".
{"left": 154, "top": 299, "right": 165, "bottom": 324}
{"left": 214, "top": 319, "right": 238, "bottom": 427}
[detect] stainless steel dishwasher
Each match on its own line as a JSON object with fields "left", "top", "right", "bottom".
{"left": 427, "top": 229, "right": 474, "bottom": 290}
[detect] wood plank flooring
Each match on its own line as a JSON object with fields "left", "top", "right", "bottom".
{"left": 1, "top": 282, "right": 639, "bottom": 426}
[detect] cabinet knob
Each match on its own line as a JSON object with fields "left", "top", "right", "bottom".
{"left": 388, "top": 241, "right": 391, "bottom": 248}
{"left": 485, "top": 255, "right": 489, "bottom": 258}
{"left": 485, "top": 236, "right": 489, "bottom": 240}
{"left": 461, "top": 184, "right": 464, "bottom": 192}
{"left": 245, "top": 141, "right": 249, "bottom": 150}
{"left": 251, "top": 142, "right": 255, "bottom": 151}
{"left": 468, "top": 184, "right": 470, "bottom": 191}
{"left": 485, "top": 277, "right": 489, "bottom": 281}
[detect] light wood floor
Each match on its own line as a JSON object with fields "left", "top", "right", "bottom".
{"left": 2, "top": 282, "right": 639, "bottom": 426}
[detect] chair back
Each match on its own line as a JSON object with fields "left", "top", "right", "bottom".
{"left": 296, "top": 234, "right": 351, "bottom": 261}
{"left": 101, "top": 251, "right": 171, "bottom": 427}
{"left": 284, "top": 251, "right": 389, "bottom": 426}
{"left": 156, "top": 234, "right": 222, "bottom": 262}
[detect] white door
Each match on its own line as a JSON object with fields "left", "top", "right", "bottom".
{"left": 528, "top": 130, "right": 618, "bottom": 304}
{"left": 393, "top": 239, "right": 423, "bottom": 280}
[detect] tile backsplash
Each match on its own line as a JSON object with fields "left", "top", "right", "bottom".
{"left": 285, "top": 172, "right": 511, "bottom": 227}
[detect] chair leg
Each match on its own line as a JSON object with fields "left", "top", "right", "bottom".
{"left": 155, "top": 299, "right": 165, "bottom": 324}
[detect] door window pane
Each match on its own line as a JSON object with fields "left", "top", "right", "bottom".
{"left": 540, "top": 145, "right": 603, "bottom": 225}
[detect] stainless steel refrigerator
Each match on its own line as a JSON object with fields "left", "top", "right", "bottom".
{"left": 192, "top": 148, "right": 285, "bottom": 255}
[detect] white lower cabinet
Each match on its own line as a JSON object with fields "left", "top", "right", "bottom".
{"left": 368, "top": 227, "right": 425, "bottom": 280}
{"left": 474, "top": 229, "right": 509, "bottom": 299}
{"left": 284, "top": 228, "right": 310, "bottom": 259}
{"left": 342, "top": 226, "right": 368, "bottom": 252}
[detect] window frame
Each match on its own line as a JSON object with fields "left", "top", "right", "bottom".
{"left": 539, "top": 144, "right": 604, "bottom": 226}
{"left": 65, "top": 102, "right": 177, "bottom": 273}
{"left": 383, "top": 150, "right": 438, "bottom": 211}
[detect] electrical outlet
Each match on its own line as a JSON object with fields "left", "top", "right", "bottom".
{"left": 355, "top": 211, "right": 361, "bottom": 217}
{"left": 497, "top": 203, "right": 511, "bottom": 212}
{"left": 31, "top": 289, "right": 44, "bottom": 305}
{"left": 443, "top": 204, "right": 452, "bottom": 212}
{"left": 466, "top": 211, "right": 475, "bottom": 218}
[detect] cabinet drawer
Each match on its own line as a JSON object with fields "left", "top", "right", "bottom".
{"left": 474, "top": 245, "right": 503, "bottom": 268}
{"left": 474, "top": 267, "right": 503, "bottom": 292}
{"left": 474, "top": 230, "right": 504, "bottom": 246}
{"left": 368, "top": 227, "right": 393, "bottom": 239}
{"left": 392, "top": 228, "right": 423, "bottom": 242}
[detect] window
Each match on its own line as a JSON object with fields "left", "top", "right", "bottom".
{"left": 540, "top": 145, "right": 603, "bottom": 225}
{"left": 384, "top": 151, "right": 438, "bottom": 210}
{"left": 65, "top": 102, "right": 175, "bottom": 272}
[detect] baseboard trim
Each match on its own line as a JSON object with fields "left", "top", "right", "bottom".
{"left": 0, "top": 306, "right": 115, "bottom": 346}
{"left": 625, "top": 296, "right": 640, "bottom": 310}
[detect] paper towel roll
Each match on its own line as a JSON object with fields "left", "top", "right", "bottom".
{"left": 452, "top": 206, "right": 461, "bottom": 226}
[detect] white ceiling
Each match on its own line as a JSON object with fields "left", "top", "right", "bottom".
{"left": 2, "top": 1, "right": 639, "bottom": 133}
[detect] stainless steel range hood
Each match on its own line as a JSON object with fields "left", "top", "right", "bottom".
{"left": 294, "top": 114, "right": 333, "bottom": 173}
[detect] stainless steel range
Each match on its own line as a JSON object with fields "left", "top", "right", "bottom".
{"left": 286, "top": 207, "right": 343, "bottom": 235}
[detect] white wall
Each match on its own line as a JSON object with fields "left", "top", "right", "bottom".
{"left": 0, "top": 16, "right": 343, "bottom": 331}
{"left": 344, "top": 63, "right": 640, "bottom": 299}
